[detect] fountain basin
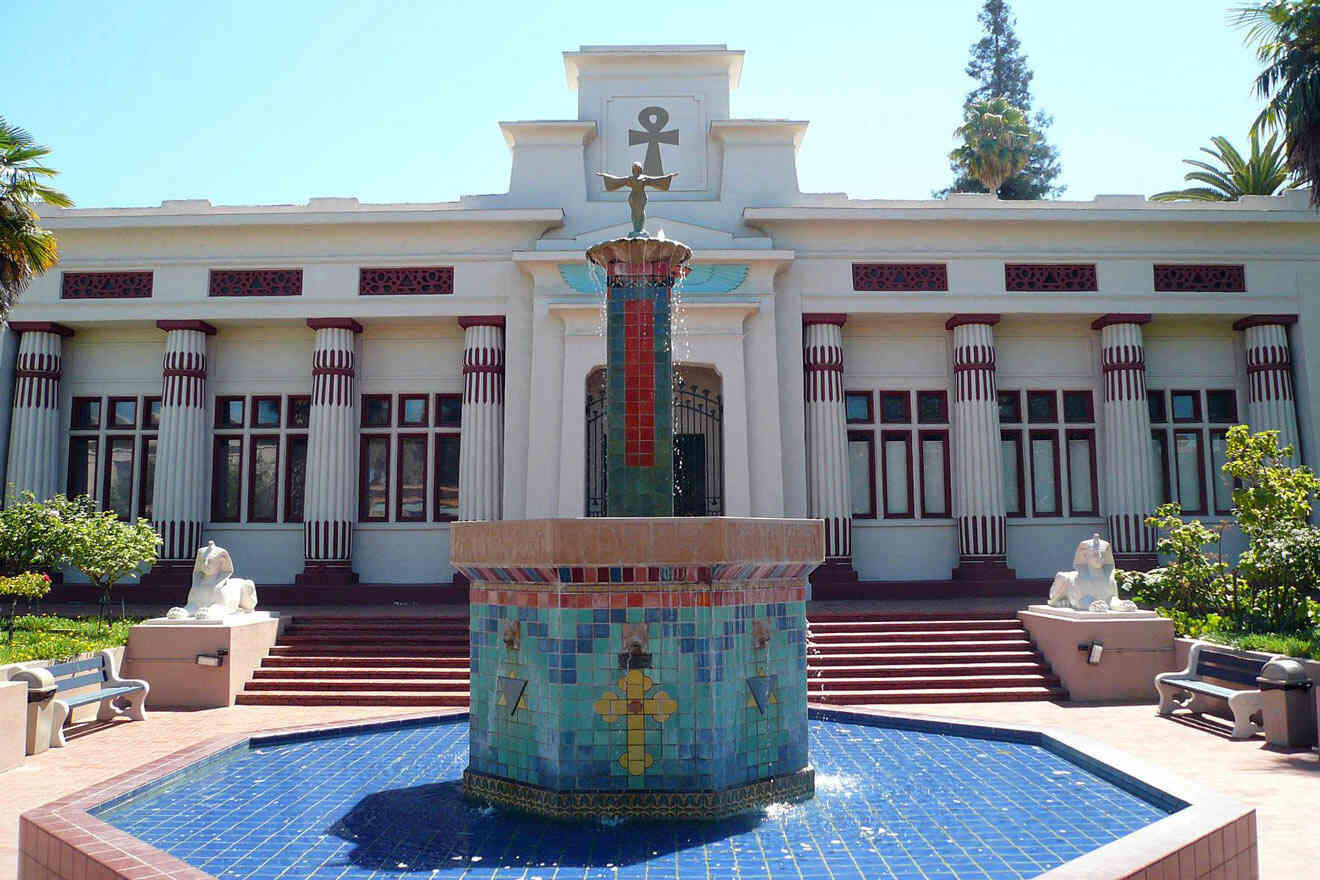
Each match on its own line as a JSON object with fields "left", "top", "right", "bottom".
{"left": 451, "top": 516, "right": 822, "bottom": 819}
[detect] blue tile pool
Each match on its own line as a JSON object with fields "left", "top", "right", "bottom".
{"left": 92, "top": 713, "right": 1182, "bottom": 880}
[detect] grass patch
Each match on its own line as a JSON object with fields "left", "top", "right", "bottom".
{"left": 0, "top": 615, "right": 140, "bottom": 665}
{"left": 1200, "top": 629, "right": 1320, "bottom": 661}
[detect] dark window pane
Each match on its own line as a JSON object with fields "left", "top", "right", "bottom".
{"left": 1206, "top": 390, "right": 1237, "bottom": 424}
{"left": 998, "top": 391, "right": 1021, "bottom": 424}
{"left": 140, "top": 437, "right": 156, "bottom": 521}
{"left": 254, "top": 397, "right": 281, "bottom": 428}
{"left": 145, "top": 397, "right": 161, "bottom": 429}
{"left": 1063, "top": 391, "right": 1093, "bottom": 423}
{"left": 361, "top": 436, "right": 390, "bottom": 520}
{"left": 249, "top": 437, "right": 279, "bottom": 522}
{"left": 1210, "top": 431, "right": 1233, "bottom": 513}
{"left": 401, "top": 396, "right": 428, "bottom": 427}
{"left": 398, "top": 435, "right": 427, "bottom": 520}
{"left": 285, "top": 435, "right": 307, "bottom": 522}
{"left": 1001, "top": 433, "right": 1022, "bottom": 515}
{"left": 288, "top": 396, "right": 311, "bottom": 429}
{"left": 1171, "top": 391, "right": 1199, "bottom": 422}
{"left": 212, "top": 437, "right": 243, "bottom": 521}
{"left": 68, "top": 437, "right": 98, "bottom": 499}
{"left": 104, "top": 437, "right": 134, "bottom": 521}
{"left": 435, "top": 434, "right": 460, "bottom": 520}
{"left": 1148, "top": 391, "right": 1167, "bottom": 424}
{"left": 110, "top": 399, "right": 137, "bottom": 428}
{"left": 845, "top": 392, "right": 872, "bottom": 423}
{"left": 847, "top": 436, "right": 873, "bottom": 517}
{"left": 217, "top": 398, "right": 244, "bottom": 428}
{"left": 1027, "top": 391, "right": 1057, "bottom": 424}
{"left": 1174, "top": 430, "right": 1204, "bottom": 512}
{"left": 436, "top": 394, "right": 462, "bottom": 427}
{"left": 363, "top": 396, "right": 391, "bottom": 428}
{"left": 72, "top": 398, "right": 101, "bottom": 429}
{"left": 1151, "top": 431, "right": 1171, "bottom": 504}
{"left": 880, "top": 391, "right": 909, "bottom": 424}
{"left": 917, "top": 391, "right": 947, "bottom": 424}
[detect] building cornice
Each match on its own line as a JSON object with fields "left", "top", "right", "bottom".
{"left": 499, "top": 121, "right": 597, "bottom": 150}
{"left": 710, "top": 120, "right": 808, "bottom": 149}
{"left": 306, "top": 318, "right": 363, "bottom": 332}
{"left": 458, "top": 315, "right": 506, "bottom": 329}
{"left": 6, "top": 321, "right": 74, "bottom": 337}
{"left": 156, "top": 320, "right": 217, "bottom": 335}
{"left": 38, "top": 205, "right": 565, "bottom": 232}
{"left": 1233, "top": 314, "right": 1299, "bottom": 331}
{"left": 945, "top": 314, "right": 1001, "bottom": 330}
{"left": 1091, "top": 313, "right": 1153, "bottom": 330}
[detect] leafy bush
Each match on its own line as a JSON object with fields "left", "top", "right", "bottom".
{"left": 0, "top": 615, "right": 138, "bottom": 664}
{"left": 0, "top": 571, "right": 52, "bottom": 600}
{"left": 1117, "top": 503, "right": 1228, "bottom": 617}
{"left": 63, "top": 507, "right": 161, "bottom": 605}
{"left": 0, "top": 492, "right": 77, "bottom": 576}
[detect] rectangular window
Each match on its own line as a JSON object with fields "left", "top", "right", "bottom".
{"left": 435, "top": 394, "right": 462, "bottom": 428}
{"left": 211, "top": 437, "right": 244, "bottom": 522}
{"left": 880, "top": 431, "right": 913, "bottom": 518}
{"left": 216, "top": 397, "right": 245, "bottom": 429}
{"left": 284, "top": 435, "right": 308, "bottom": 523}
{"left": 108, "top": 397, "right": 137, "bottom": 429}
{"left": 71, "top": 397, "right": 101, "bottom": 429}
{"left": 68, "top": 437, "right": 98, "bottom": 500}
{"left": 917, "top": 391, "right": 948, "bottom": 424}
{"left": 144, "top": 397, "right": 162, "bottom": 430}
{"left": 1152, "top": 430, "right": 1172, "bottom": 505}
{"left": 397, "top": 435, "right": 428, "bottom": 521}
{"left": 360, "top": 435, "right": 391, "bottom": 521}
{"left": 998, "top": 391, "right": 1022, "bottom": 424}
{"left": 1148, "top": 391, "right": 1167, "bottom": 424}
{"left": 1171, "top": 390, "right": 1201, "bottom": 422}
{"left": 248, "top": 436, "right": 279, "bottom": 522}
{"left": 399, "top": 395, "right": 429, "bottom": 427}
{"left": 288, "top": 395, "right": 311, "bottom": 429}
{"left": 880, "top": 391, "right": 910, "bottom": 424}
{"left": 847, "top": 432, "right": 875, "bottom": 518}
{"left": 1027, "top": 390, "right": 1057, "bottom": 424}
{"left": 1063, "top": 391, "right": 1094, "bottom": 424}
{"left": 1066, "top": 430, "right": 1098, "bottom": 516}
{"left": 919, "top": 431, "right": 950, "bottom": 517}
{"left": 1210, "top": 429, "right": 1234, "bottom": 514}
{"left": 1206, "top": 390, "right": 1237, "bottom": 424}
{"left": 1030, "top": 431, "right": 1060, "bottom": 516}
{"left": 845, "top": 391, "right": 873, "bottom": 424}
{"left": 139, "top": 436, "right": 156, "bottom": 520}
{"left": 362, "top": 395, "right": 392, "bottom": 428}
{"left": 1173, "top": 430, "right": 1205, "bottom": 514}
{"left": 434, "top": 434, "right": 461, "bottom": 521}
{"left": 102, "top": 436, "right": 135, "bottom": 521}
{"left": 252, "top": 396, "right": 282, "bottom": 428}
{"left": 1001, "top": 431, "right": 1024, "bottom": 516}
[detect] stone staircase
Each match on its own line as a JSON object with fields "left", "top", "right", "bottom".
{"left": 805, "top": 611, "right": 1066, "bottom": 704}
{"left": 235, "top": 615, "right": 470, "bottom": 707}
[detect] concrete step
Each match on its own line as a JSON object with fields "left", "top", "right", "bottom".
{"left": 807, "top": 618, "right": 1022, "bottom": 632}
{"left": 804, "top": 639, "right": 1036, "bottom": 655}
{"left": 268, "top": 645, "right": 468, "bottom": 657}
{"left": 807, "top": 629, "right": 1027, "bottom": 644}
{"left": 246, "top": 678, "right": 471, "bottom": 692}
{"left": 807, "top": 649, "right": 1042, "bottom": 665}
{"left": 261, "top": 654, "right": 469, "bottom": 668}
{"left": 251, "top": 667, "right": 469, "bottom": 680}
{"left": 289, "top": 616, "right": 468, "bottom": 625}
{"left": 809, "top": 686, "right": 1067, "bottom": 705}
{"left": 810, "top": 674, "right": 1059, "bottom": 691}
{"left": 235, "top": 691, "right": 469, "bottom": 707}
{"left": 807, "top": 612, "right": 1019, "bottom": 623}
{"left": 808, "top": 662, "right": 1051, "bottom": 678}
{"left": 275, "top": 635, "right": 469, "bottom": 647}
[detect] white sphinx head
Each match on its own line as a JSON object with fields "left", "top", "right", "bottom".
{"left": 164, "top": 541, "right": 258, "bottom": 620}
{"left": 1072, "top": 533, "right": 1114, "bottom": 575}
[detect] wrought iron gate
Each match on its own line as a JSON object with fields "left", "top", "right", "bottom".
{"left": 585, "top": 376, "right": 723, "bottom": 517}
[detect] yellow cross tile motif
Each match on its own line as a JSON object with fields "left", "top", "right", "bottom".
{"left": 592, "top": 669, "right": 678, "bottom": 776}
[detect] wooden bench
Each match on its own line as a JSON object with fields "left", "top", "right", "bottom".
{"left": 47, "top": 650, "right": 148, "bottom": 748}
{"left": 1155, "top": 642, "right": 1276, "bottom": 739}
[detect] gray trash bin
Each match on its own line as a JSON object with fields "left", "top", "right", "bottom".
{"left": 11, "top": 667, "right": 56, "bottom": 755}
{"left": 1257, "top": 658, "right": 1316, "bottom": 749}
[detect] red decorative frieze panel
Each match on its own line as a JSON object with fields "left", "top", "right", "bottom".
{"left": 852, "top": 263, "right": 948, "bottom": 291}
{"left": 1154, "top": 264, "right": 1246, "bottom": 292}
{"left": 209, "top": 269, "right": 302, "bottom": 297}
{"left": 61, "top": 271, "right": 153, "bottom": 299}
{"left": 359, "top": 266, "right": 454, "bottom": 295}
{"left": 1005, "top": 264, "right": 1097, "bottom": 291}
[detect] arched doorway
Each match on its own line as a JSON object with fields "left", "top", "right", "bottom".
{"left": 585, "top": 366, "right": 724, "bottom": 516}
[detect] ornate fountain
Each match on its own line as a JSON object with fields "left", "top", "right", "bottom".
{"left": 452, "top": 164, "right": 821, "bottom": 820}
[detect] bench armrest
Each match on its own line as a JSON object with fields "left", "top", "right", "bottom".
{"left": 1155, "top": 640, "right": 1204, "bottom": 686}
{"left": 99, "top": 648, "right": 150, "bottom": 696}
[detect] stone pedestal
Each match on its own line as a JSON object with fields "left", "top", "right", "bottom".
{"left": 1019, "top": 606, "right": 1175, "bottom": 702}
{"left": 123, "top": 614, "right": 280, "bottom": 709}
{"left": 0, "top": 679, "right": 26, "bottom": 772}
{"left": 453, "top": 517, "right": 822, "bottom": 819}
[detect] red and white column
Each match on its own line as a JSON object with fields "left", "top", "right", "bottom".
{"left": 803, "top": 314, "right": 852, "bottom": 562}
{"left": 151, "top": 320, "right": 216, "bottom": 572}
{"left": 948, "top": 315, "right": 1012, "bottom": 579}
{"left": 458, "top": 316, "right": 505, "bottom": 521}
{"left": 4, "top": 322, "right": 73, "bottom": 505}
{"left": 1095, "top": 314, "right": 1157, "bottom": 568}
{"left": 298, "top": 318, "right": 362, "bottom": 585}
{"left": 1236, "top": 315, "right": 1301, "bottom": 463}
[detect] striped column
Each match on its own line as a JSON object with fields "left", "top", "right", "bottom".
{"left": 4, "top": 322, "right": 73, "bottom": 506}
{"left": 1235, "top": 315, "right": 1301, "bottom": 463}
{"left": 458, "top": 316, "right": 505, "bottom": 521}
{"left": 802, "top": 314, "right": 852, "bottom": 561}
{"left": 150, "top": 321, "right": 215, "bottom": 573}
{"left": 948, "top": 315, "right": 1013, "bottom": 580}
{"left": 297, "top": 318, "right": 362, "bottom": 586}
{"left": 1094, "top": 314, "right": 1157, "bottom": 568}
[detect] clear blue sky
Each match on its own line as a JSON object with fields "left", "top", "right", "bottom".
{"left": 12, "top": 0, "right": 1271, "bottom": 208}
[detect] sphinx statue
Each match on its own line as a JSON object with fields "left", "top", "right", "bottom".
{"left": 1048, "top": 533, "right": 1139, "bottom": 613}
{"left": 166, "top": 541, "right": 259, "bottom": 620}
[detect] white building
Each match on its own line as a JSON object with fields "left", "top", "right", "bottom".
{"left": 4, "top": 45, "right": 1318, "bottom": 599}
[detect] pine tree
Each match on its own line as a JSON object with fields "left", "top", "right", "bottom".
{"left": 938, "top": 0, "right": 1064, "bottom": 199}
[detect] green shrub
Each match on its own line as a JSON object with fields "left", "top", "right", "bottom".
{"left": 62, "top": 507, "right": 161, "bottom": 607}
{"left": 0, "top": 615, "right": 138, "bottom": 664}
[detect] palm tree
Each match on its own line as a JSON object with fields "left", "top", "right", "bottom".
{"left": 1234, "top": 1, "right": 1320, "bottom": 205}
{"left": 949, "top": 97, "right": 1036, "bottom": 195}
{"left": 0, "top": 118, "right": 71, "bottom": 316}
{"left": 1151, "top": 133, "right": 1292, "bottom": 201}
